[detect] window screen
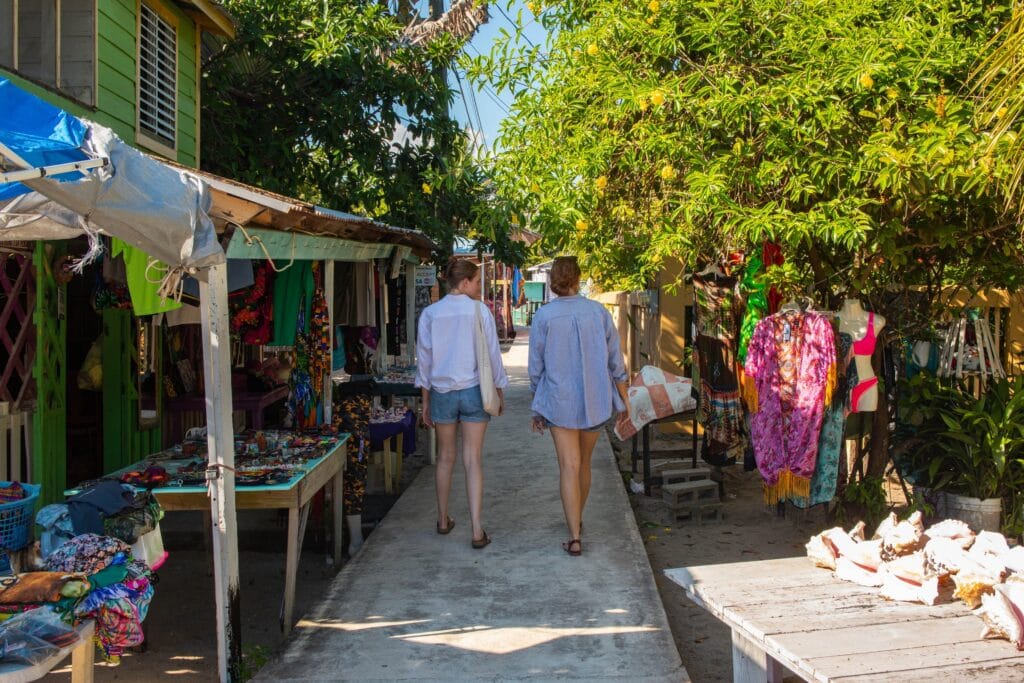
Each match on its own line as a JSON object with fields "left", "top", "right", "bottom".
{"left": 138, "top": 3, "right": 176, "bottom": 147}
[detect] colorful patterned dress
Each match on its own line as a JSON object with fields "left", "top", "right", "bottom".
{"left": 693, "top": 274, "right": 745, "bottom": 462}
{"left": 744, "top": 310, "right": 836, "bottom": 503}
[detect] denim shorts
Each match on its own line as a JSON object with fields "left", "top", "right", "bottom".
{"left": 430, "top": 386, "right": 490, "bottom": 424}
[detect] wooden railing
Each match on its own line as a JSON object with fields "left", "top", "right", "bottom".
{"left": 0, "top": 402, "right": 31, "bottom": 482}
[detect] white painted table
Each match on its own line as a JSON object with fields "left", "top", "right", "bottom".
{"left": 0, "top": 620, "right": 94, "bottom": 683}
{"left": 665, "top": 556, "right": 1024, "bottom": 682}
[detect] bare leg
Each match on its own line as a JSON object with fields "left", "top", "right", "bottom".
{"left": 551, "top": 426, "right": 583, "bottom": 540}
{"left": 434, "top": 423, "right": 458, "bottom": 530}
{"left": 460, "top": 420, "right": 489, "bottom": 541}
{"left": 577, "top": 430, "right": 601, "bottom": 525}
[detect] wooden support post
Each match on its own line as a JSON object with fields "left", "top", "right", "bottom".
{"left": 199, "top": 263, "right": 242, "bottom": 683}
{"left": 731, "top": 629, "right": 786, "bottom": 683}
{"left": 405, "top": 261, "right": 416, "bottom": 365}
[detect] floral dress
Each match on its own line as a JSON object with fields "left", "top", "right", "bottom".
{"left": 744, "top": 310, "right": 836, "bottom": 504}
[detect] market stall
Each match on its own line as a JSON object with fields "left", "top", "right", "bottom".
{"left": 0, "top": 80, "right": 436, "bottom": 678}
{"left": 66, "top": 429, "right": 349, "bottom": 635}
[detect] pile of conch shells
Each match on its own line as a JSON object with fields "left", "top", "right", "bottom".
{"left": 806, "top": 512, "right": 1024, "bottom": 649}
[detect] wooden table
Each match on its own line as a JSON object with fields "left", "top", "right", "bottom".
{"left": 81, "top": 435, "right": 348, "bottom": 636}
{"left": 165, "top": 385, "right": 289, "bottom": 440}
{"left": 665, "top": 556, "right": 1024, "bottom": 682}
{"left": 0, "top": 620, "right": 94, "bottom": 683}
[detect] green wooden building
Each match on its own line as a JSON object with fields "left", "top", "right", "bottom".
{"left": 0, "top": 0, "right": 234, "bottom": 502}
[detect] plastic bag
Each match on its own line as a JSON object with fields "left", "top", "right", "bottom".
{"left": 76, "top": 337, "right": 103, "bottom": 391}
{"left": 0, "top": 615, "right": 60, "bottom": 664}
{"left": 2, "top": 607, "right": 79, "bottom": 649}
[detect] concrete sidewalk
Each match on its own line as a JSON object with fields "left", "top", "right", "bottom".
{"left": 256, "top": 331, "right": 686, "bottom": 682}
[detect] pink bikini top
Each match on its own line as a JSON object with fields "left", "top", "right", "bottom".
{"left": 852, "top": 312, "right": 876, "bottom": 356}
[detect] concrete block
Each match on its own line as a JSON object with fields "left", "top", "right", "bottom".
{"left": 660, "top": 467, "right": 712, "bottom": 485}
{"left": 668, "top": 503, "right": 724, "bottom": 524}
{"left": 662, "top": 480, "right": 719, "bottom": 508}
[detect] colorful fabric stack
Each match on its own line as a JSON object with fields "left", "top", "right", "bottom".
{"left": 45, "top": 534, "right": 154, "bottom": 662}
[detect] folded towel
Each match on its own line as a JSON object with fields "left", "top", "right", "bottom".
{"left": 614, "top": 366, "right": 697, "bottom": 440}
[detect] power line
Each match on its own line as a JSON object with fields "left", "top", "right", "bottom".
{"left": 453, "top": 68, "right": 487, "bottom": 152}
{"left": 493, "top": 2, "right": 536, "bottom": 49}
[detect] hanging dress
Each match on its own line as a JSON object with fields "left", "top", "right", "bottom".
{"left": 744, "top": 309, "right": 836, "bottom": 503}
{"left": 693, "top": 273, "right": 745, "bottom": 462}
{"left": 795, "top": 330, "right": 851, "bottom": 508}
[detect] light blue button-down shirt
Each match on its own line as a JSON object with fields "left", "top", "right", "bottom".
{"left": 528, "top": 295, "right": 628, "bottom": 429}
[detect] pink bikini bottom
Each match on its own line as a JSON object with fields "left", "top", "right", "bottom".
{"left": 850, "top": 377, "right": 878, "bottom": 413}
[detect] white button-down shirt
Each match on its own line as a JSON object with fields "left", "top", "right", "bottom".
{"left": 415, "top": 294, "right": 509, "bottom": 392}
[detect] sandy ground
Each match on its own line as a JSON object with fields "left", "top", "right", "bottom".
{"left": 624, "top": 444, "right": 829, "bottom": 683}
{"left": 40, "top": 442, "right": 840, "bottom": 683}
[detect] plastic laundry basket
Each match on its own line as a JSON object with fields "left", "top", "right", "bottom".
{"left": 0, "top": 482, "right": 40, "bottom": 551}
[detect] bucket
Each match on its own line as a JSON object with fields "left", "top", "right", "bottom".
{"left": 942, "top": 492, "right": 1002, "bottom": 532}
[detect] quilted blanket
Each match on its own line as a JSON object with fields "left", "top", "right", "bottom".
{"left": 614, "top": 366, "right": 697, "bottom": 440}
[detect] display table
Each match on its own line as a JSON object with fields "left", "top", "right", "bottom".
{"left": 369, "top": 409, "right": 416, "bottom": 493}
{"left": 165, "top": 385, "right": 289, "bottom": 440}
{"left": 665, "top": 556, "right": 1024, "bottom": 682}
{"left": 0, "top": 620, "right": 94, "bottom": 683}
{"left": 68, "top": 433, "right": 348, "bottom": 636}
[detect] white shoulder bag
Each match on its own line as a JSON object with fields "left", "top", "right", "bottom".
{"left": 474, "top": 302, "right": 501, "bottom": 416}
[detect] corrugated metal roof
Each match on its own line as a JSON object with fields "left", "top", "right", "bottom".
{"left": 162, "top": 161, "right": 438, "bottom": 258}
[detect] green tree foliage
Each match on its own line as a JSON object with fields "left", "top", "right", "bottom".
{"left": 469, "top": 0, "right": 1024, "bottom": 302}
{"left": 202, "top": 0, "right": 520, "bottom": 262}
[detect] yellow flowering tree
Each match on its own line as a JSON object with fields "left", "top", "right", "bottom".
{"left": 468, "top": 0, "right": 1024, "bottom": 299}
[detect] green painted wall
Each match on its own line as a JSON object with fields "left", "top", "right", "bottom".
{"left": 4, "top": 0, "right": 198, "bottom": 492}
{"left": 1, "top": 0, "right": 200, "bottom": 166}
{"left": 102, "top": 309, "right": 162, "bottom": 473}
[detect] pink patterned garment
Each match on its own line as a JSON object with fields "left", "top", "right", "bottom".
{"left": 744, "top": 310, "right": 836, "bottom": 503}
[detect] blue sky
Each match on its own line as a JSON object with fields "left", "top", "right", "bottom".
{"left": 419, "top": 0, "right": 548, "bottom": 152}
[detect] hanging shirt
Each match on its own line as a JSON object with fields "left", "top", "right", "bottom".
{"left": 528, "top": 295, "right": 627, "bottom": 429}
{"left": 111, "top": 239, "right": 182, "bottom": 316}
{"left": 270, "top": 260, "right": 314, "bottom": 346}
{"left": 415, "top": 294, "right": 509, "bottom": 393}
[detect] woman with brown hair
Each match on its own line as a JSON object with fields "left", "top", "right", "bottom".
{"left": 415, "top": 259, "right": 508, "bottom": 549}
{"left": 529, "top": 256, "right": 629, "bottom": 556}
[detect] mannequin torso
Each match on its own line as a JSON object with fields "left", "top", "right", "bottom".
{"left": 837, "top": 299, "right": 885, "bottom": 412}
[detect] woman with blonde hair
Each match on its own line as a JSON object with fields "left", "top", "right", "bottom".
{"left": 529, "top": 256, "right": 629, "bottom": 556}
{"left": 416, "top": 259, "right": 508, "bottom": 549}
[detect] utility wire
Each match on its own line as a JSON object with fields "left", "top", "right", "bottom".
{"left": 453, "top": 68, "right": 485, "bottom": 152}
{"left": 493, "top": 1, "right": 536, "bottom": 49}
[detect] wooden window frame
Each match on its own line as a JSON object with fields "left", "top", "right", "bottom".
{"left": 0, "top": 0, "right": 98, "bottom": 109}
{"left": 135, "top": 0, "right": 178, "bottom": 159}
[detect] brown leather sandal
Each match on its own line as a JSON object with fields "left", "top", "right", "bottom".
{"left": 471, "top": 531, "right": 491, "bottom": 549}
{"left": 562, "top": 539, "right": 582, "bottom": 556}
{"left": 436, "top": 516, "right": 455, "bottom": 535}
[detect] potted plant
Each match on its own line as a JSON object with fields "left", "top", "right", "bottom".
{"left": 893, "top": 373, "right": 1024, "bottom": 532}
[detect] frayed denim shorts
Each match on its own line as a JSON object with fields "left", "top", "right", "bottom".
{"left": 430, "top": 386, "right": 490, "bottom": 424}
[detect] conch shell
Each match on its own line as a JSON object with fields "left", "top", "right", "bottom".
{"left": 924, "top": 519, "right": 975, "bottom": 550}
{"left": 924, "top": 537, "right": 972, "bottom": 577}
{"left": 836, "top": 556, "right": 883, "bottom": 587}
{"left": 872, "top": 511, "right": 899, "bottom": 540}
{"left": 1000, "top": 546, "right": 1024, "bottom": 575}
{"left": 806, "top": 527, "right": 861, "bottom": 570}
{"left": 977, "top": 582, "right": 1024, "bottom": 649}
{"left": 970, "top": 531, "right": 1011, "bottom": 559}
{"left": 879, "top": 552, "right": 952, "bottom": 605}
{"left": 880, "top": 511, "right": 925, "bottom": 561}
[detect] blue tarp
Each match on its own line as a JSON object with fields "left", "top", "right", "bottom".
{"left": 0, "top": 79, "right": 224, "bottom": 278}
{"left": 0, "top": 79, "right": 91, "bottom": 200}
